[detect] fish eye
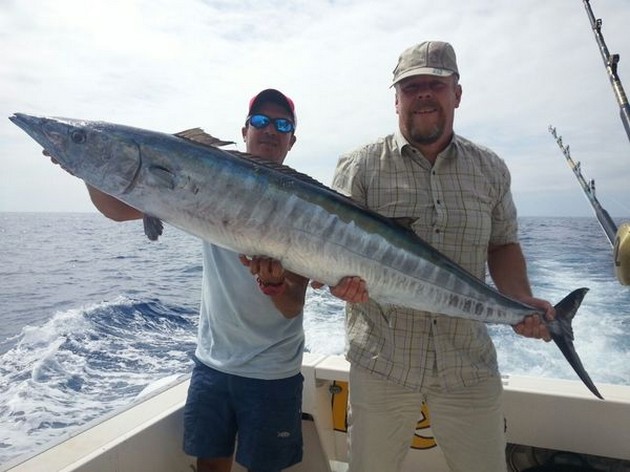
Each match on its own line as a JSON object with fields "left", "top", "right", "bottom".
{"left": 70, "top": 129, "right": 86, "bottom": 144}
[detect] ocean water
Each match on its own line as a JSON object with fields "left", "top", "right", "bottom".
{"left": 1, "top": 212, "right": 629, "bottom": 466}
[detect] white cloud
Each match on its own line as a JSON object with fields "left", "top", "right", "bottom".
{"left": 1, "top": 0, "right": 629, "bottom": 216}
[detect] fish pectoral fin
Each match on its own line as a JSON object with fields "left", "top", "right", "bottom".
{"left": 147, "top": 165, "right": 177, "bottom": 189}
{"left": 143, "top": 215, "right": 163, "bottom": 241}
{"left": 550, "top": 287, "right": 603, "bottom": 399}
{"left": 175, "top": 128, "right": 235, "bottom": 148}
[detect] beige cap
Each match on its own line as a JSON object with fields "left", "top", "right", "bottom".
{"left": 391, "top": 41, "right": 459, "bottom": 86}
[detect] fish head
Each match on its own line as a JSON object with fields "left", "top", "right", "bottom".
{"left": 10, "top": 113, "right": 141, "bottom": 196}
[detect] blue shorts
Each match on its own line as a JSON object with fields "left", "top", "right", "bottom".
{"left": 183, "top": 359, "right": 303, "bottom": 471}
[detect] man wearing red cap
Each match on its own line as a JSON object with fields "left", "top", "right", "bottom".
{"left": 331, "top": 42, "right": 554, "bottom": 472}
{"left": 181, "top": 88, "right": 308, "bottom": 472}
{"left": 64, "top": 89, "right": 310, "bottom": 472}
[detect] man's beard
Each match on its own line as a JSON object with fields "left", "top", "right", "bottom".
{"left": 409, "top": 124, "right": 443, "bottom": 145}
{"left": 406, "top": 118, "right": 444, "bottom": 145}
{"left": 404, "top": 104, "right": 445, "bottom": 145}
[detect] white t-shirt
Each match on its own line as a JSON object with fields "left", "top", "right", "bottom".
{"left": 194, "top": 242, "right": 304, "bottom": 380}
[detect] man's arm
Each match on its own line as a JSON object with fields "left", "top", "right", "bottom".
{"left": 86, "top": 185, "right": 142, "bottom": 221}
{"left": 275, "top": 272, "right": 309, "bottom": 319}
{"left": 487, "top": 242, "right": 532, "bottom": 298}
{"left": 46, "top": 149, "right": 142, "bottom": 222}
{"left": 487, "top": 242, "right": 554, "bottom": 341}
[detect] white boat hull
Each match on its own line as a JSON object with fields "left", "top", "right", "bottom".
{"left": 3, "top": 353, "right": 630, "bottom": 472}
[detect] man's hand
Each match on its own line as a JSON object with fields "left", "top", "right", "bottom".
{"left": 312, "top": 276, "right": 369, "bottom": 303}
{"left": 43, "top": 149, "right": 74, "bottom": 176}
{"left": 512, "top": 296, "right": 555, "bottom": 342}
{"left": 239, "top": 255, "right": 309, "bottom": 317}
{"left": 239, "top": 255, "right": 285, "bottom": 285}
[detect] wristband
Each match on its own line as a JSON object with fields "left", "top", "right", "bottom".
{"left": 256, "top": 276, "right": 287, "bottom": 297}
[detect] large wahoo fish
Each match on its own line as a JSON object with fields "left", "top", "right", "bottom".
{"left": 10, "top": 113, "right": 602, "bottom": 399}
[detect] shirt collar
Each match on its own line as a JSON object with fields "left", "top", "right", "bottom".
{"left": 394, "top": 129, "right": 459, "bottom": 162}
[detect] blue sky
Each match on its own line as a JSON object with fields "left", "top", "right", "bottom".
{"left": 1, "top": 0, "right": 629, "bottom": 217}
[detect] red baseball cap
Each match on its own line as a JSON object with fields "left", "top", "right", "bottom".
{"left": 248, "top": 88, "right": 296, "bottom": 125}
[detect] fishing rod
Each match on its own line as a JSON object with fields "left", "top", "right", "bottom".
{"left": 581, "top": 2, "right": 630, "bottom": 285}
{"left": 548, "top": 126, "right": 618, "bottom": 244}
{"left": 549, "top": 125, "right": 630, "bottom": 285}
{"left": 583, "top": 0, "right": 630, "bottom": 144}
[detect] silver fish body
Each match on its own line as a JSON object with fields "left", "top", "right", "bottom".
{"left": 10, "top": 113, "right": 602, "bottom": 398}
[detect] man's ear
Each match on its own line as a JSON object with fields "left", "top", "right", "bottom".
{"left": 454, "top": 84, "right": 463, "bottom": 108}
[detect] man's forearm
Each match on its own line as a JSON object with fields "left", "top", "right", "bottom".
{"left": 86, "top": 185, "right": 142, "bottom": 221}
{"left": 487, "top": 242, "right": 533, "bottom": 299}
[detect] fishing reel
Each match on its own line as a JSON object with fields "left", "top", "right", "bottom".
{"left": 614, "top": 223, "right": 630, "bottom": 285}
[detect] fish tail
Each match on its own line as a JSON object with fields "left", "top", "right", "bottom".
{"left": 549, "top": 287, "right": 603, "bottom": 399}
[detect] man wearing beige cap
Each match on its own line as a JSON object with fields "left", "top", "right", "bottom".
{"left": 331, "top": 41, "right": 554, "bottom": 472}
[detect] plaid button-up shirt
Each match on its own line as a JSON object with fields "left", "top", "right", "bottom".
{"left": 331, "top": 131, "right": 519, "bottom": 391}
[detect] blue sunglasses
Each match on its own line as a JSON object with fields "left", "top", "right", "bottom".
{"left": 247, "top": 114, "right": 295, "bottom": 134}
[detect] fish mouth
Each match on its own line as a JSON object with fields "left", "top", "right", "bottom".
{"left": 10, "top": 113, "right": 71, "bottom": 156}
{"left": 9, "top": 112, "right": 32, "bottom": 126}
{"left": 10, "top": 113, "right": 143, "bottom": 195}
{"left": 10, "top": 113, "right": 42, "bottom": 130}
{"left": 10, "top": 113, "right": 71, "bottom": 166}
{"left": 9, "top": 113, "right": 49, "bottom": 146}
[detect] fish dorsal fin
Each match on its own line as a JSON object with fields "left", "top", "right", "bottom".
{"left": 174, "top": 127, "right": 329, "bottom": 191}
{"left": 175, "top": 128, "right": 235, "bottom": 148}
{"left": 174, "top": 128, "right": 390, "bottom": 227}
{"left": 167, "top": 128, "right": 420, "bottom": 243}
{"left": 174, "top": 127, "right": 320, "bottom": 185}
{"left": 228, "top": 150, "right": 411, "bottom": 232}
{"left": 251, "top": 157, "right": 418, "bottom": 239}
{"left": 241, "top": 154, "right": 331, "bottom": 190}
